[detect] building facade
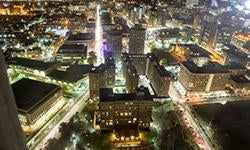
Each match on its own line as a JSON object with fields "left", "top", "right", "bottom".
{"left": 99, "top": 88, "right": 153, "bottom": 131}
{"left": 106, "top": 29, "right": 123, "bottom": 64}
{"left": 178, "top": 61, "right": 230, "bottom": 92}
{"left": 128, "top": 24, "right": 146, "bottom": 54}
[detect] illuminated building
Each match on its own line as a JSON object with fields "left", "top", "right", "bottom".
{"left": 9, "top": 57, "right": 60, "bottom": 77}
{"left": 12, "top": 78, "right": 63, "bottom": 130}
{"left": 186, "top": 0, "right": 199, "bottom": 9}
{"left": 222, "top": 45, "right": 250, "bottom": 69}
{"left": 95, "top": 63, "right": 115, "bottom": 88}
{"left": 65, "top": 33, "right": 95, "bottom": 45}
{"left": 98, "top": 87, "right": 153, "bottom": 130}
{"left": 9, "top": 57, "right": 114, "bottom": 99}
{"left": 193, "top": 14, "right": 202, "bottom": 30}
{"left": 146, "top": 53, "right": 171, "bottom": 97}
{"left": 48, "top": 64, "right": 114, "bottom": 99}
{"left": 56, "top": 44, "right": 87, "bottom": 64}
{"left": 171, "top": 44, "right": 212, "bottom": 61}
{"left": 68, "top": 13, "right": 87, "bottom": 33}
{"left": 178, "top": 60, "right": 230, "bottom": 92}
{"left": 199, "top": 13, "right": 218, "bottom": 50}
{"left": 122, "top": 53, "right": 148, "bottom": 75}
{"left": 230, "top": 74, "right": 250, "bottom": 96}
{"left": 231, "top": 32, "right": 250, "bottom": 54}
{"left": 125, "top": 64, "right": 139, "bottom": 93}
{"left": 128, "top": 24, "right": 146, "bottom": 54}
{"left": 106, "top": 29, "right": 123, "bottom": 64}
{"left": 122, "top": 54, "right": 139, "bottom": 93}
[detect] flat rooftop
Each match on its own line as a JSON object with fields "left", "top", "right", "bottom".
{"left": 12, "top": 78, "right": 60, "bottom": 113}
{"left": 185, "top": 44, "right": 212, "bottom": 58}
{"left": 223, "top": 45, "right": 249, "bottom": 61}
{"left": 66, "top": 33, "right": 95, "bottom": 41}
{"left": 225, "top": 62, "right": 246, "bottom": 70}
{"left": 193, "top": 100, "right": 250, "bottom": 150}
{"left": 100, "top": 87, "right": 153, "bottom": 102}
{"left": 155, "top": 65, "right": 171, "bottom": 77}
{"left": 58, "top": 44, "right": 87, "bottom": 54}
{"left": 231, "top": 75, "right": 250, "bottom": 83}
{"left": 10, "top": 57, "right": 58, "bottom": 71}
{"left": 48, "top": 64, "right": 93, "bottom": 83}
{"left": 182, "top": 61, "right": 228, "bottom": 74}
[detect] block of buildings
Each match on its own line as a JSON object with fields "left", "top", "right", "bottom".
{"left": 9, "top": 57, "right": 59, "bottom": 77}
{"left": 12, "top": 78, "right": 63, "bottom": 131}
{"left": 178, "top": 60, "right": 230, "bottom": 92}
{"left": 99, "top": 87, "right": 153, "bottom": 131}
{"left": 56, "top": 44, "right": 87, "bottom": 64}
{"left": 128, "top": 24, "right": 146, "bottom": 54}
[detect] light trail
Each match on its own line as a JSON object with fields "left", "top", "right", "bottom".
{"left": 34, "top": 92, "right": 89, "bottom": 150}
{"left": 94, "top": 4, "right": 104, "bottom": 65}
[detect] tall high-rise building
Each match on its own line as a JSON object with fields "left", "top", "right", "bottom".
{"left": 199, "top": 13, "right": 218, "bottom": 50}
{"left": 0, "top": 51, "right": 27, "bottom": 150}
{"left": 106, "top": 29, "right": 122, "bottom": 64}
{"left": 128, "top": 24, "right": 146, "bottom": 54}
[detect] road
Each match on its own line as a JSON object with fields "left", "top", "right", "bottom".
{"left": 187, "top": 96, "right": 250, "bottom": 105}
{"left": 33, "top": 91, "right": 89, "bottom": 150}
{"left": 176, "top": 104, "right": 215, "bottom": 150}
{"left": 93, "top": 4, "right": 104, "bottom": 66}
{"left": 169, "top": 81, "right": 215, "bottom": 150}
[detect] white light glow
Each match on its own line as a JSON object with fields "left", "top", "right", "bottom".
{"left": 246, "top": 1, "right": 250, "bottom": 9}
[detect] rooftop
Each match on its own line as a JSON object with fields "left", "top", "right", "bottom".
{"left": 66, "top": 33, "right": 95, "bottom": 41}
{"left": 48, "top": 64, "right": 93, "bottom": 83}
{"left": 12, "top": 78, "right": 60, "bottom": 113}
{"left": 10, "top": 57, "right": 58, "bottom": 71}
{"left": 231, "top": 75, "right": 250, "bottom": 84}
{"left": 225, "top": 62, "right": 246, "bottom": 71}
{"left": 182, "top": 61, "right": 228, "bottom": 74}
{"left": 184, "top": 44, "right": 212, "bottom": 58}
{"left": 58, "top": 44, "right": 87, "bottom": 54}
{"left": 100, "top": 87, "right": 153, "bottom": 102}
{"left": 155, "top": 65, "right": 171, "bottom": 77}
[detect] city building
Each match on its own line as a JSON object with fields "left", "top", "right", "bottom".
{"left": 56, "top": 44, "right": 87, "bottom": 64}
{"left": 170, "top": 44, "right": 212, "bottom": 62}
{"left": 106, "top": 29, "right": 123, "bottom": 64}
{"left": 95, "top": 63, "right": 115, "bottom": 88}
{"left": 178, "top": 60, "right": 230, "bottom": 92}
{"left": 68, "top": 13, "right": 87, "bottom": 33}
{"left": 146, "top": 53, "right": 171, "bottom": 97}
{"left": 222, "top": 44, "right": 250, "bottom": 69}
{"left": 186, "top": 0, "right": 199, "bottom": 9}
{"left": 122, "top": 54, "right": 140, "bottom": 93}
{"left": 9, "top": 57, "right": 60, "bottom": 77}
{"left": 98, "top": 87, "right": 153, "bottom": 131}
{"left": 128, "top": 24, "right": 146, "bottom": 54}
{"left": 12, "top": 78, "right": 64, "bottom": 131}
{"left": 231, "top": 31, "right": 250, "bottom": 54}
{"left": 65, "top": 32, "right": 95, "bottom": 45}
{"left": 230, "top": 74, "right": 250, "bottom": 96}
{"left": 199, "top": 13, "right": 218, "bottom": 50}
{"left": 122, "top": 53, "right": 148, "bottom": 75}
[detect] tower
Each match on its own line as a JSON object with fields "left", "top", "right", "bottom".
{"left": 129, "top": 24, "right": 146, "bottom": 54}
{"left": 106, "top": 29, "right": 122, "bottom": 65}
